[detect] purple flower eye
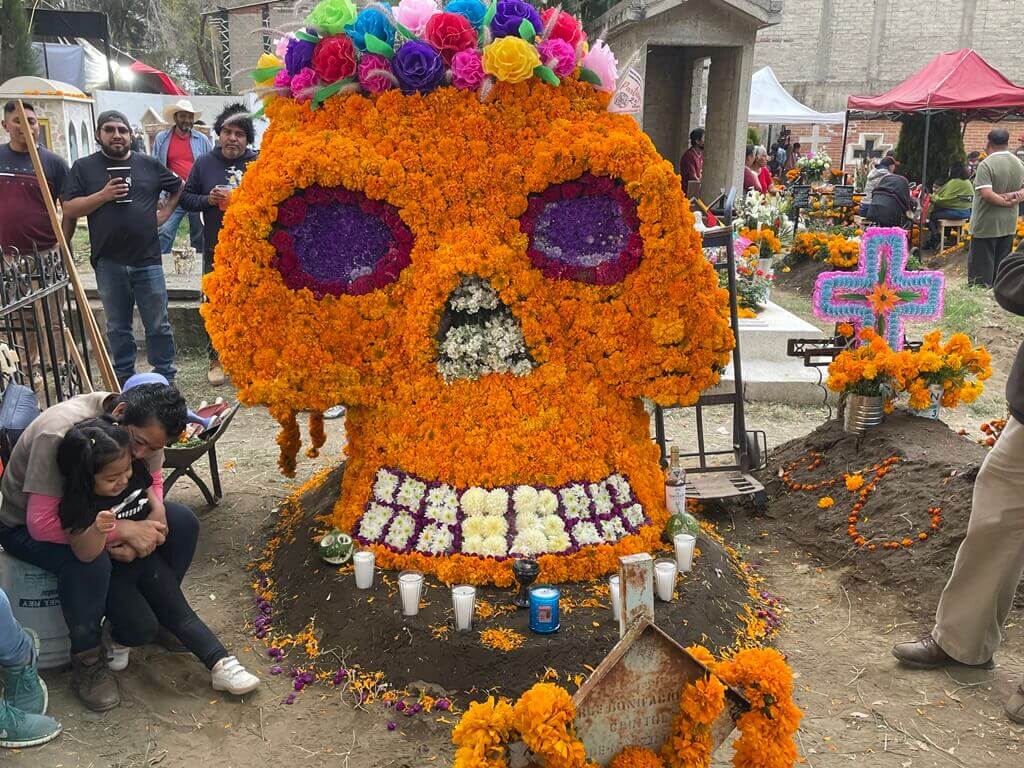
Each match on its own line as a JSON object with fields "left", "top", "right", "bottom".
{"left": 521, "top": 174, "right": 643, "bottom": 285}
{"left": 271, "top": 186, "right": 413, "bottom": 297}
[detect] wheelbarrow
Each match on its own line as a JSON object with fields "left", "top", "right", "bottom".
{"left": 162, "top": 401, "right": 240, "bottom": 506}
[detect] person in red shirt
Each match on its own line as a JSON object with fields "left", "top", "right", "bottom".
{"left": 743, "top": 145, "right": 763, "bottom": 193}
{"left": 754, "top": 146, "right": 773, "bottom": 193}
{"left": 152, "top": 100, "right": 212, "bottom": 254}
{"left": 680, "top": 127, "right": 704, "bottom": 191}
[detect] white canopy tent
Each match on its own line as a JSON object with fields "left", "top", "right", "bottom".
{"left": 749, "top": 66, "right": 846, "bottom": 125}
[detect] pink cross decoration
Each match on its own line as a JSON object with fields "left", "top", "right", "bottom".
{"left": 813, "top": 227, "right": 944, "bottom": 349}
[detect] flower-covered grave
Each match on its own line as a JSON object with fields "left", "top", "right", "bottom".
{"left": 205, "top": 0, "right": 734, "bottom": 588}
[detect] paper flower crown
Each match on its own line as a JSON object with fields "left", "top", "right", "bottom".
{"left": 252, "top": 0, "right": 617, "bottom": 108}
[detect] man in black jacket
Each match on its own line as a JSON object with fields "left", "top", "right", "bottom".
{"left": 866, "top": 171, "right": 916, "bottom": 227}
{"left": 892, "top": 251, "right": 1024, "bottom": 725}
{"left": 180, "top": 104, "right": 257, "bottom": 385}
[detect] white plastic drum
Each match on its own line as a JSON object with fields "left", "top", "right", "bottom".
{"left": 0, "top": 550, "right": 71, "bottom": 669}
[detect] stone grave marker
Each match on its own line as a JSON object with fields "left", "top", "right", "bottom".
{"left": 572, "top": 620, "right": 746, "bottom": 766}
{"left": 617, "top": 553, "right": 654, "bottom": 638}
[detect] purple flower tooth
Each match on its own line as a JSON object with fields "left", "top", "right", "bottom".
{"left": 270, "top": 665, "right": 283, "bottom": 675}
{"left": 387, "top": 722, "right": 397, "bottom": 731}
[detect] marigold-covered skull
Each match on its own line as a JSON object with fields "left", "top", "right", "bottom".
{"left": 205, "top": 44, "right": 732, "bottom": 586}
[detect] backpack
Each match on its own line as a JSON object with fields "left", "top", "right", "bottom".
{"left": 0, "top": 382, "right": 40, "bottom": 470}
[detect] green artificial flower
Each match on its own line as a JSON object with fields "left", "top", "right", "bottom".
{"left": 306, "top": 0, "right": 357, "bottom": 36}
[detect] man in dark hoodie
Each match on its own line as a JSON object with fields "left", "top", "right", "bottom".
{"left": 180, "top": 104, "right": 258, "bottom": 386}
{"left": 892, "top": 252, "right": 1024, "bottom": 725}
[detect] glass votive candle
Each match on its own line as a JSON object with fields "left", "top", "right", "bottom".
{"left": 353, "top": 550, "right": 375, "bottom": 589}
{"left": 529, "top": 585, "right": 560, "bottom": 634}
{"left": 654, "top": 558, "right": 678, "bottom": 602}
{"left": 608, "top": 575, "right": 622, "bottom": 621}
{"left": 452, "top": 585, "right": 476, "bottom": 631}
{"left": 398, "top": 570, "right": 424, "bottom": 616}
{"left": 674, "top": 533, "right": 696, "bottom": 573}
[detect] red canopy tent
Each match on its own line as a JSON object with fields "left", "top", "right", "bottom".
{"left": 128, "top": 60, "right": 186, "bottom": 96}
{"left": 843, "top": 49, "right": 1024, "bottom": 186}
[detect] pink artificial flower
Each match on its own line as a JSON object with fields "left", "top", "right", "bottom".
{"left": 274, "top": 35, "right": 292, "bottom": 60}
{"left": 273, "top": 68, "right": 293, "bottom": 89}
{"left": 537, "top": 38, "right": 576, "bottom": 78}
{"left": 581, "top": 39, "right": 618, "bottom": 93}
{"left": 358, "top": 53, "right": 396, "bottom": 94}
{"left": 451, "top": 49, "right": 485, "bottom": 89}
{"left": 394, "top": 0, "right": 440, "bottom": 36}
{"left": 290, "top": 66, "right": 320, "bottom": 102}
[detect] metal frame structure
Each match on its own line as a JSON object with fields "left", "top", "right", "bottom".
{"left": 0, "top": 246, "right": 94, "bottom": 407}
{"left": 651, "top": 189, "right": 767, "bottom": 509}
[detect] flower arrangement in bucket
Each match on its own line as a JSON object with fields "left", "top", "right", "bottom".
{"left": 827, "top": 328, "right": 916, "bottom": 433}
{"left": 205, "top": 0, "right": 734, "bottom": 586}
{"left": 796, "top": 149, "right": 832, "bottom": 185}
{"left": 907, "top": 331, "right": 991, "bottom": 418}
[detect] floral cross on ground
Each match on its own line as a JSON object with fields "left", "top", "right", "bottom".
{"left": 813, "top": 226, "right": 944, "bottom": 349}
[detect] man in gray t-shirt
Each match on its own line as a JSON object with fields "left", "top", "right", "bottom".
{"left": 968, "top": 128, "right": 1024, "bottom": 287}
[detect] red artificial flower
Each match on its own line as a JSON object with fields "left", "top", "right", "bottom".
{"left": 540, "top": 8, "right": 585, "bottom": 48}
{"left": 424, "top": 13, "right": 477, "bottom": 65}
{"left": 312, "top": 34, "right": 357, "bottom": 83}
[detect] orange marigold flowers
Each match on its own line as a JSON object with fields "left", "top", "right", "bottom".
{"left": 817, "top": 496, "right": 834, "bottom": 509}
{"left": 479, "top": 628, "right": 526, "bottom": 652}
{"left": 452, "top": 696, "right": 515, "bottom": 768}
{"left": 844, "top": 473, "right": 864, "bottom": 491}
{"left": 610, "top": 746, "right": 664, "bottom": 768}
{"left": 837, "top": 322, "right": 855, "bottom": 338}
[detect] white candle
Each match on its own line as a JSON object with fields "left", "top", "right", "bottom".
{"left": 398, "top": 570, "right": 424, "bottom": 616}
{"left": 608, "top": 575, "right": 622, "bottom": 621}
{"left": 452, "top": 585, "right": 476, "bottom": 631}
{"left": 654, "top": 558, "right": 678, "bottom": 602}
{"left": 674, "top": 533, "right": 696, "bottom": 573}
{"left": 353, "top": 550, "right": 375, "bottom": 589}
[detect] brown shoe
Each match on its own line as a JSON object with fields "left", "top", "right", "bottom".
{"left": 1007, "top": 682, "right": 1024, "bottom": 725}
{"left": 208, "top": 360, "right": 227, "bottom": 387}
{"left": 71, "top": 647, "right": 120, "bottom": 711}
{"left": 892, "top": 636, "right": 994, "bottom": 670}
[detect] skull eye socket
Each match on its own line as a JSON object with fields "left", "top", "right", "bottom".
{"left": 269, "top": 186, "right": 412, "bottom": 297}
{"left": 520, "top": 173, "right": 643, "bottom": 285}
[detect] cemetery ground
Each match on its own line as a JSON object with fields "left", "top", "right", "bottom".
{"left": 12, "top": 268, "right": 1023, "bottom": 767}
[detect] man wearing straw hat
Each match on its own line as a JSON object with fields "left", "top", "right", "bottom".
{"left": 152, "top": 99, "right": 211, "bottom": 256}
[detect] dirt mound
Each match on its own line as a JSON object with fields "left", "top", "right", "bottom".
{"left": 262, "top": 465, "right": 773, "bottom": 702}
{"left": 774, "top": 257, "right": 824, "bottom": 297}
{"left": 764, "top": 413, "right": 1022, "bottom": 613}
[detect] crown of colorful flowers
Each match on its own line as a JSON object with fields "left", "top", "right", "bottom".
{"left": 251, "top": 0, "right": 617, "bottom": 108}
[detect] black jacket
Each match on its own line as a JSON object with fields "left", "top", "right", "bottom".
{"left": 993, "top": 252, "right": 1024, "bottom": 423}
{"left": 180, "top": 147, "right": 258, "bottom": 257}
{"left": 869, "top": 174, "right": 914, "bottom": 227}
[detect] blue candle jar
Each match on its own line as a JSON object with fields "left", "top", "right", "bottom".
{"left": 528, "top": 585, "right": 560, "bottom": 634}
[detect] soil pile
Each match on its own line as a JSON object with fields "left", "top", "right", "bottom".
{"left": 764, "top": 413, "right": 1022, "bottom": 612}
{"left": 265, "top": 466, "right": 767, "bottom": 701}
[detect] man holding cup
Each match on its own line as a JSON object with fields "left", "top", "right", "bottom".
{"left": 62, "top": 110, "right": 183, "bottom": 384}
{"left": 180, "top": 104, "right": 258, "bottom": 386}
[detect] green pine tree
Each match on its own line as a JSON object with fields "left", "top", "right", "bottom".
{"left": 894, "top": 112, "right": 965, "bottom": 187}
{"left": 0, "top": 0, "right": 38, "bottom": 83}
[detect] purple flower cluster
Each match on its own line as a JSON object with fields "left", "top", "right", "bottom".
{"left": 521, "top": 173, "right": 643, "bottom": 285}
{"left": 253, "top": 590, "right": 274, "bottom": 639}
{"left": 270, "top": 185, "right": 413, "bottom": 298}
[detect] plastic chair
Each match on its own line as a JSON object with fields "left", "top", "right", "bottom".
{"left": 937, "top": 218, "right": 968, "bottom": 253}
{"left": 162, "top": 402, "right": 240, "bottom": 506}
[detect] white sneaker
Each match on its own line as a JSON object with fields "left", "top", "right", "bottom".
{"left": 107, "top": 642, "right": 130, "bottom": 672}
{"left": 211, "top": 656, "right": 260, "bottom": 696}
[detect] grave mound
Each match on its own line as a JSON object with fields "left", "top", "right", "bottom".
{"left": 765, "top": 413, "right": 1023, "bottom": 612}
{"left": 253, "top": 465, "right": 778, "bottom": 702}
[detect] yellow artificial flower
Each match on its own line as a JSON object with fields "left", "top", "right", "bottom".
{"left": 483, "top": 36, "right": 542, "bottom": 84}
{"left": 254, "top": 53, "right": 284, "bottom": 88}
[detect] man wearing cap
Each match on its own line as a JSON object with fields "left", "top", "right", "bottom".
{"left": 62, "top": 111, "right": 183, "bottom": 384}
{"left": 152, "top": 99, "right": 212, "bottom": 255}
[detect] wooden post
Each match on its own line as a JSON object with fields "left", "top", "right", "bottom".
{"left": 15, "top": 100, "right": 120, "bottom": 393}
{"left": 63, "top": 328, "right": 93, "bottom": 394}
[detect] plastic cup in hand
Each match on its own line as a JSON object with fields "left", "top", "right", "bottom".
{"left": 213, "top": 184, "right": 232, "bottom": 211}
{"left": 674, "top": 533, "right": 696, "bottom": 573}
{"left": 452, "top": 585, "right": 476, "bottom": 631}
{"left": 398, "top": 570, "right": 424, "bottom": 616}
{"left": 654, "top": 558, "right": 678, "bottom": 602}
{"left": 353, "top": 550, "right": 375, "bottom": 589}
{"left": 608, "top": 575, "right": 621, "bottom": 621}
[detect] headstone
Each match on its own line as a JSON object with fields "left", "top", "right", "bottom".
{"left": 791, "top": 185, "right": 811, "bottom": 208}
{"left": 573, "top": 620, "right": 746, "bottom": 767}
{"left": 832, "top": 185, "right": 855, "bottom": 208}
{"left": 617, "top": 553, "right": 654, "bottom": 638}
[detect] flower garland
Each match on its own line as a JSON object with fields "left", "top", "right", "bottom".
{"left": 252, "top": 0, "right": 619, "bottom": 110}
{"left": 453, "top": 648, "right": 801, "bottom": 768}
{"left": 206, "top": 52, "right": 733, "bottom": 585}
{"left": 782, "top": 451, "right": 944, "bottom": 550}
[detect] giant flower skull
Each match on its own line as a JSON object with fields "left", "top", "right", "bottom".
{"left": 204, "top": 77, "right": 733, "bottom": 586}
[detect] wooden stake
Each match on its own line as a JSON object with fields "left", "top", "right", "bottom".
{"left": 15, "top": 99, "right": 120, "bottom": 393}
{"left": 63, "top": 327, "right": 93, "bottom": 393}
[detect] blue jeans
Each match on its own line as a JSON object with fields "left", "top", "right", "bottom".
{"left": 95, "top": 260, "right": 177, "bottom": 383}
{"left": 158, "top": 206, "right": 204, "bottom": 255}
{"left": 0, "top": 502, "right": 200, "bottom": 654}
{"left": 0, "top": 589, "right": 32, "bottom": 667}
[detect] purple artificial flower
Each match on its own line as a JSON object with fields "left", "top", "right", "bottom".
{"left": 285, "top": 35, "right": 317, "bottom": 75}
{"left": 358, "top": 54, "right": 396, "bottom": 94}
{"left": 490, "top": 0, "right": 542, "bottom": 38}
{"left": 392, "top": 40, "right": 445, "bottom": 94}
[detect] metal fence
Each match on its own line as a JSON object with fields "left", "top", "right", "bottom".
{"left": 1, "top": 245, "right": 94, "bottom": 407}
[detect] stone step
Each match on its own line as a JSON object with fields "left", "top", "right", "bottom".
{"left": 715, "top": 359, "right": 833, "bottom": 405}
{"left": 734, "top": 300, "right": 824, "bottom": 364}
